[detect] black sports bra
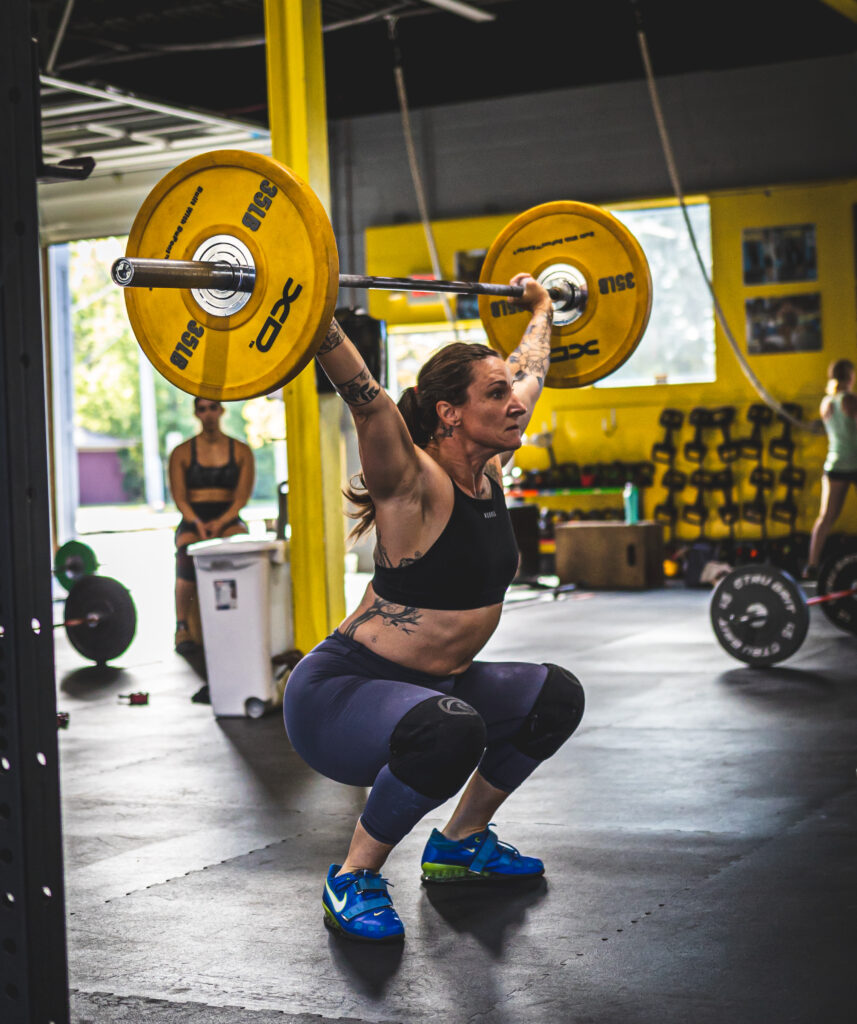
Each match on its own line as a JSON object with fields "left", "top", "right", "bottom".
{"left": 185, "top": 437, "right": 240, "bottom": 491}
{"left": 371, "top": 476, "right": 518, "bottom": 611}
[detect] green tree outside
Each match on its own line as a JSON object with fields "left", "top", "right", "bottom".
{"left": 69, "top": 236, "right": 283, "bottom": 506}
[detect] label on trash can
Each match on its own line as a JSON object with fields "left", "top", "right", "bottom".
{"left": 214, "top": 579, "right": 237, "bottom": 610}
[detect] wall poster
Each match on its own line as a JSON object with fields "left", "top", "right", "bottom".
{"left": 742, "top": 224, "right": 817, "bottom": 285}
{"left": 745, "top": 294, "right": 822, "bottom": 354}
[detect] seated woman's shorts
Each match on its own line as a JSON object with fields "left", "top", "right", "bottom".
{"left": 174, "top": 516, "right": 247, "bottom": 582}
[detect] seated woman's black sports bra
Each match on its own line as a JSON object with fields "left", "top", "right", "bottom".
{"left": 371, "top": 476, "right": 518, "bottom": 611}
{"left": 185, "top": 437, "right": 240, "bottom": 521}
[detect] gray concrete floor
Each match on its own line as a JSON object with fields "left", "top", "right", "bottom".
{"left": 55, "top": 530, "right": 857, "bottom": 1023}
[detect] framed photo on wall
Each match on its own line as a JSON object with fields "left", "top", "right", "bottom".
{"left": 742, "top": 224, "right": 817, "bottom": 285}
{"left": 745, "top": 293, "right": 822, "bottom": 354}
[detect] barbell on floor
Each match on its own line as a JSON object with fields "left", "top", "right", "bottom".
{"left": 710, "top": 550, "right": 857, "bottom": 667}
{"left": 56, "top": 574, "right": 138, "bottom": 665}
{"left": 111, "top": 149, "right": 653, "bottom": 401}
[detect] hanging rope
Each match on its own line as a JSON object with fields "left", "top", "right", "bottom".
{"left": 632, "top": 5, "right": 822, "bottom": 435}
{"left": 387, "top": 17, "right": 459, "bottom": 336}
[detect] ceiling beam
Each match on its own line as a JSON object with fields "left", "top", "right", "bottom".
{"left": 819, "top": 0, "right": 857, "bottom": 23}
{"left": 420, "top": 0, "right": 496, "bottom": 22}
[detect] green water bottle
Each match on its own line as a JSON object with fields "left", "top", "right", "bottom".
{"left": 623, "top": 482, "right": 639, "bottom": 524}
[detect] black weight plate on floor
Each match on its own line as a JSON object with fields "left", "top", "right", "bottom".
{"left": 710, "top": 564, "right": 809, "bottom": 667}
{"left": 65, "top": 574, "right": 137, "bottom": 664}
{"left": 817, "top": 551, "right": 857, "bottom": 636}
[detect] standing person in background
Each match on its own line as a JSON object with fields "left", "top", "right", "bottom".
{"left": 169, "top": 397, "right": 255, "bottom": 654}
{"left": 806, "top": 359, "right": 857, "bottom": 576}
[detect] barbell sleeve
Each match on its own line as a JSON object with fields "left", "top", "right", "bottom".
{"left": 111, "top": 257, "right": 257, "bottom": 292}
{"left": 111, "top": 258, "right": 579, "bottom": 308}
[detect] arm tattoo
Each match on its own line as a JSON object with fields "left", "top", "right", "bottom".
{"left": 337, "top": 365, "right": 381, "bottom": 407}
{"left": 317, "top": 320, "right": 345, "bottom": 354}
{"left": 376, "top": 528, "right": 422, "bottom": 568}
{"left": 342, "top": 598, "right": 422, "bottom": 638}
{"left": 507, "top": 307, "right": 553, "bottom": 389}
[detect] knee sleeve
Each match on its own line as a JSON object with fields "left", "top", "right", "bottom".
{"left": 388, "top": 695, "right": 487, "bottom": 800}
{"left": 176, "top": 545, "right": 196, "bottom": 583}
{"left": 511, "top": 664, "right": 584, "bottom": 761}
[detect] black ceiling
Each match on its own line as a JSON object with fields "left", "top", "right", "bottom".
{"left": 30, "top": 0, "right": 857, "bottom": 126}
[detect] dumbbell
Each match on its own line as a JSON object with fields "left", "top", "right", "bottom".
{"left": 741, "top": 466, "right": 775, "bottom": 526}
{"left": 683, "top": 407, "right": 712, "bottom": 464}
{"left": 652, "top": 409, "right": 684, "bottom": 464}
{"left": 769, "top": 403, "right": 803, "bottom": 462}
{"left": 681, "top": 468, "right": 714, "bottom": 530}
{"left": 711, "top": 406, "right": 741, "bottom": 463}
{"left": 556, "top": 462, "right": 582, "bottom": 488}
{"left": 653, "top": 468, "right": 687, "bottom": 527}
{"left": 712, "top": 468, "right": 740, "bottom": 526}
{"left": 771, "top": 465, "right": 806, "bottom": 525}
{"left": 600, "top": 461, "right": 628, "bottom": 487}
{"left": 580, "top": 463, "right": 601, "bottom": 487}
{"left": 740, "top": 404, "right": 774, "bottom": 461}
{"left": 628, "top": 461, "right": 655, "bottom": 489}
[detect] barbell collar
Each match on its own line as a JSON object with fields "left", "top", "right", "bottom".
{"left": 111, "top": 257, "right": 257, "bottom": 292}
{"left": 112, "top": 259, "right": 580, "bottom": 308}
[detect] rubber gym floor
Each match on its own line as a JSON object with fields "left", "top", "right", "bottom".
{"left": 55, "top": 530, "right": 856, "bottom": 1024}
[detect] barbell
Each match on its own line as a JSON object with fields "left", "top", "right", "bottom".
{"left": 710, "top": 550, "right": 857, "bottom": 667}
{"left": 57, "top": 574, "right": 138, "bottom": 665}
{"left": 111, "top": 149, "right": 653, "bottom": 401}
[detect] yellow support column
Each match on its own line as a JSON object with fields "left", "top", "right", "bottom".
{"left": 264, "top": 0, "right": 346, "bottom": 650}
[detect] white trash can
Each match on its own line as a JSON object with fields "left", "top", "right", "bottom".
{"left": 189, "top": 535, "right": 294, "bottom": 718}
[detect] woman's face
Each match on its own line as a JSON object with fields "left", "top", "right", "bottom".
{"left": 455, "top": 357, "right": 527, "bottom": 451}
{"left": 195, "top": 400, "right": 224, "bottom": 430}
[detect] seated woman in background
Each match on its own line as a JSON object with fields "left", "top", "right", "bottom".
{"left": 168, "top": 397, "right": 255, "bottom": 654}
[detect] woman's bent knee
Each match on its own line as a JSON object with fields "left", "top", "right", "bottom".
{"left": 510, "top": 664, "right": 585, "bottom": 761}
{"left": 388, "top": 695, "right": 487, "bottom": 800}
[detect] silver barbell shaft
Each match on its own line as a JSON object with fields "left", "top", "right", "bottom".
{"left": 111, "top": 257, "right": 579, "bottom": 307}
{"left": 112, "top": 258, "right": 257, "bottom": 292}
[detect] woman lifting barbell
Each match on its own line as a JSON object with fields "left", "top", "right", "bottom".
{"left": 283, "top": 273, "right": 585, "bottom": 944}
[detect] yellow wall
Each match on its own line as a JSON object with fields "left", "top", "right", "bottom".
{"left": 365, "top": 177, "right": 857, "bottom": 543}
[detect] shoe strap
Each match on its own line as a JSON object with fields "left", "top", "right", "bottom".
{"left": 354, "top": 876, "right": 389, "bottom": 894}
{"left": 469, "top": 829, "right": 499, "bottom": 873}
{"left": 341, "top": 895, "right": 392, "bottom": 922}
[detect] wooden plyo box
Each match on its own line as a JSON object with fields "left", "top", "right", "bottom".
{"left": 554, "top": 522, "right": 665, "bottom": 589}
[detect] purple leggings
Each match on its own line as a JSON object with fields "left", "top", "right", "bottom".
{"left": 283, "top": 631, "right": 550, "bottom": 845}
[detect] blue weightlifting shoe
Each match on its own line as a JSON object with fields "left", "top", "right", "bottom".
{"left": 420, "top": 824, "right": 544, "bottom": 883}
{"left": 322, "top": 864, "right": 405, "bottom": 943}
